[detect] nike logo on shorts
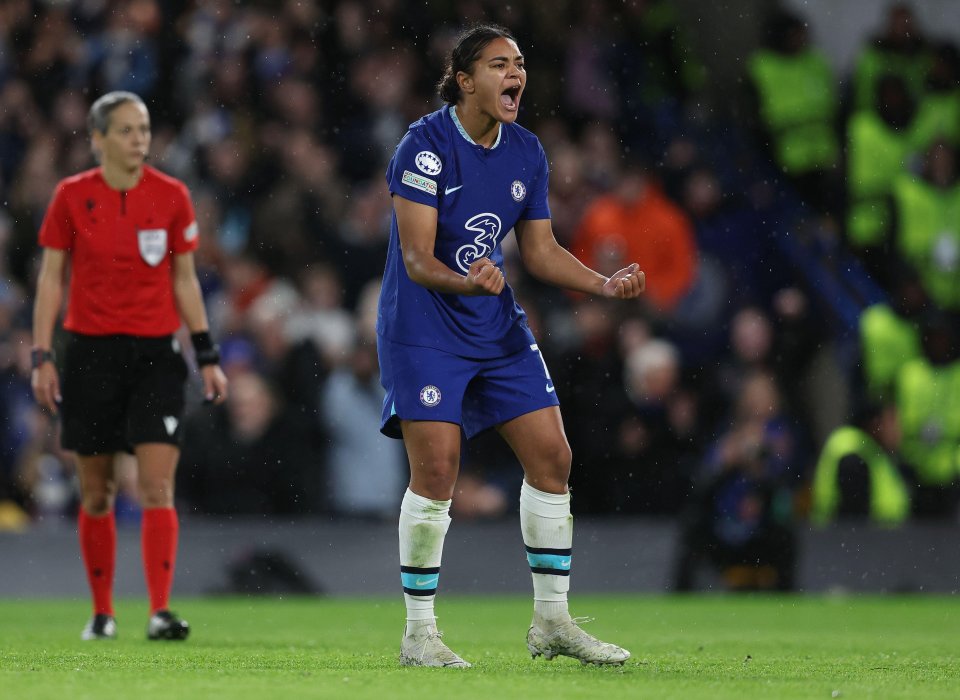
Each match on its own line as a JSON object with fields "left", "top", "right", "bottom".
{"left": 546, "top": 384, "right": 555, "bottom": 393}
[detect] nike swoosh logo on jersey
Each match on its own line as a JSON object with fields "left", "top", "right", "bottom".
{"left": 415, "top": 576, "right": 439, "bottom": 587}
{"left": 445, "top": 185, "right": 463, "bottom": 194}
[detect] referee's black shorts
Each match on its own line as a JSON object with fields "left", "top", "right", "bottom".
{"left": 60, "top": 332, "right": 189, "bottom": 455}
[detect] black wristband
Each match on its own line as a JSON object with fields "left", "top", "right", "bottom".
{"left": 190, "top": 331, "right": 221, "bottom": 367}
{"left": 31, "top": 347, "right": 56, "bottom": 370}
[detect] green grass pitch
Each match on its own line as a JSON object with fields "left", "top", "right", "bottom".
{"left": 1, "top": 595, "right": 958, "bottom": 699}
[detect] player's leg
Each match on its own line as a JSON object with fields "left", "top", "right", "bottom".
{"left": 397, "top": 419, "right": 470, "bottom": 667}
{"left": 498, "top": 407, "right": 630, "bottom": 665}
{"left": 76, "top": 453, "right": 119, "bottom": 640}
{"left": 497, "top": 405, "right": 572, "bottom": 617}
{"left": 379, "top": 339, "right": 473, "bottom": 667}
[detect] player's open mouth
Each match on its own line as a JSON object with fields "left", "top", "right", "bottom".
{"left": 500, "top": 85, "right": 521, "bottom": 111}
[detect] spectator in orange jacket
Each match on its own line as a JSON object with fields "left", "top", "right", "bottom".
{"left": 571, "top": 158, "right": 697, "bottom": 312}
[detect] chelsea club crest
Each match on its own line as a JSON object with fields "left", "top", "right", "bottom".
{"left": 510, "top": 180, "right": 526, "bottom": 202}
{"left": 420, "top": 385, "right": 441, "bottom": 407}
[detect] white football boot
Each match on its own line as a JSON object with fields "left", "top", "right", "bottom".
{"left": 527, "top": 616, "right": 630, "bottom": 666}
{"left": 399, "top": 622, "right": 472, "bottom": 668}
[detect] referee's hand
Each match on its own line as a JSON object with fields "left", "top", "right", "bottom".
{"left": 200, "top": 364, "right": 228, "bottom": 404}
{"left": 31, "top": 364, "right": 61, "bottom": 414}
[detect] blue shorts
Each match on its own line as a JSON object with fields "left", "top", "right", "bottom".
{"left": 378, "top": 338, "right": 560, "bottom": 440}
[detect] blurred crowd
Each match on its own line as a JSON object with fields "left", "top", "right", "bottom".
{"left": 745, "top": 2, "right": 960, "bottom": 529}
{"left": 0, "top": 0, "right": 957, "bottom": 588}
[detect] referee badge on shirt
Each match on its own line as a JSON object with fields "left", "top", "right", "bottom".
{"left": 137, "top": 228, "right": 168, "bottom": 267}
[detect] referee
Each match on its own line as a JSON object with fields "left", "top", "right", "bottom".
{"left": 30, "top": 91, "right": 228, "bottom": 641}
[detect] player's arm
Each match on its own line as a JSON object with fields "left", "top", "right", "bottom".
{"left": 31, "top": 248, "right": 67, "bottom": 413}
{"left": 394, "top": 194, "right": 504, "bottom": 296}
{"left": 514, "top": 218, "right": 645, "bottom": 299}
{"left": 172, "top": 252, "right": 228, "bottom": 403}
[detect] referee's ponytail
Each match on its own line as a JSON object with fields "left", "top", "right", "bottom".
{"left": 437, "top": 23, "right": 517, "bottom": 105}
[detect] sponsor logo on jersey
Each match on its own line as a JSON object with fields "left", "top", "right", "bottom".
{"left": 184, "top": 221, "right": 199, "bottom": 242}
{"left": 511, "top": 180, "right": 527, "bottom": 202}
{"left": 137, "top": 228, "right": 168, "bottom": 267}
{"left": 445, "top": 184, "right": 463, "bottom": 195}
{"left": 401, "top": 170, "right": 438, "bottom": 196}
{"left": 455, "top": 213, "right": 502, "bottom": 272}
{"left": 415, "top": 150, "right": 442, "bottom": 175}
{"left": 419, "top": 385, "right": 441, "bottom": 407}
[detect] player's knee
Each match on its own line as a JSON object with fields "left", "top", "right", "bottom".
{"left": 546, "top": 440, "right": 573, "bottom": 479}
{"left": 412, "top": 453, "right": 459, "bottom": 495}
{"left": 546, "top": 444, "right": 573, "bottom": 489}
{"left": 420, "top": 461, "right": 458, "bottom": 483}
{"left": 525, "top": 442, "right": 572, "bottom": 493}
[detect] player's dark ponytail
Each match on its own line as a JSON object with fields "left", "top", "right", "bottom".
{"left": 437, "top": 23, "right": 517, "bottom": 104}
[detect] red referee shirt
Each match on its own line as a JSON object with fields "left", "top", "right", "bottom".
{"left": 39, "top": 165, "right": 199, "bottom": 337}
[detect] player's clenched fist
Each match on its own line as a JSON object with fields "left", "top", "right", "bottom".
{"left": 601, "top": 263, "right": 645, "bottom": 299}
{"left": 465, "top": 258, "right": 505, "bottom": 296}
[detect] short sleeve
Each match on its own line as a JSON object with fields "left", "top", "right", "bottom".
{"left": 385, "top": 130, "right": 443, "bottom": 208}
{"left": 170, "top": 182, "right": 199, "bottom": 254}
{"left": 38, "top": 183, "right": 75, "bottom": 250}
{"left": 520, "top": 141, "right": 551, "bottom": 221}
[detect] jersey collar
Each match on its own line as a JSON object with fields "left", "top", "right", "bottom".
{"left": 449, "top": 105, "right": 502, "bottom": 150}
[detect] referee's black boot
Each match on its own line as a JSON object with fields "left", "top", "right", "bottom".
{"left": 146, "top": 610, "right": 190, "bottom": 641}
{"left": 81, "top": 613, "right": 117, "bottom": 641}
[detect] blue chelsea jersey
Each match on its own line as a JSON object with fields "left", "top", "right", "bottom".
{"left": 377, "top": 106, "right": 552, "bottom": 358}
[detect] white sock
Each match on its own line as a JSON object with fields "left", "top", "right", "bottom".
{"left": 399, "top": 488, "right": 451, "bottom": 630}
{"left": 520, "top": 480, "right": 572, "bottom": 623}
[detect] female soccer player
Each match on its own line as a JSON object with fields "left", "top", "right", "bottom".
{"left": 31, "top": 91, "right": 228, "bottom": 641}
{"left": 378, "top": 24, "right": 644, "bottom": 667}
